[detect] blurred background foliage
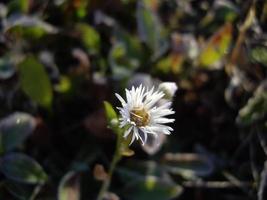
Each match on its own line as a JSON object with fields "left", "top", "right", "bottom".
{"left": 0, "top": 0, "right": 267, "bottom": 199}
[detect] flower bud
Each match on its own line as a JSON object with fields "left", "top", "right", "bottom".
{"left": 158, "top": 82, "right": 178, "bottom": 100}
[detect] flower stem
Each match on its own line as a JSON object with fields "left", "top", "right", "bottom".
{"left": 96, "top": 136, "right": 122, "bottom": 200}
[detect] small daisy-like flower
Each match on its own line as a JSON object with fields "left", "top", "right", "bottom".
{"left": 115, "top": 85, "right": 175, "bottom": 145}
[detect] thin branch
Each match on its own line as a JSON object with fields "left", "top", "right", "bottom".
{"left": 183, "top": 180, "right": 253, "bottom": 189}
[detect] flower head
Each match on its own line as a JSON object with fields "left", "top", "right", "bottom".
{"left": 115, "top": 85, "right": 175, "bottom": 145}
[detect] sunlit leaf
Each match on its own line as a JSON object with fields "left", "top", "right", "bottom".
{"left": 76, "top": 23, "right": 100, "bottom": 54}
{"left": 73, "top": 0, "right": 89, "bottom": 19}
{"left": 198, "top": 23, "right": 232, "bottom": 68}
{"left": 103, "top": 101, "right": 118, "bottom": 128}
{"left": 0, "top": 112, "right": 36, "bottom": 153}
{"left": 54, "top": 75, "right": 71, "bottom": 94}
{"left": 0, "top": 153, "right": 48, "bottom": 184}
{"left": 156, "top": 53, "right": 184, "bottom": 74}
{"left": 58, "top": 171, "right": 80, "bottom": 200}
{"left": 18, "top": 56, "right": 53, "bottom": 108}
{"left": 5, "top": 15, "right": 58, "bottom": 39}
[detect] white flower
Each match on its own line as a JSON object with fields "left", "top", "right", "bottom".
{"left": 115, "top": 85, "right": 175, "bottom": 145}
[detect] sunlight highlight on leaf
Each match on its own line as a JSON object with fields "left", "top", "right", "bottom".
{"left": 198, "top": 23, "right": 233, "bottom": 68}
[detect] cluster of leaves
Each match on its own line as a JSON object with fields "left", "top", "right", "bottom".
{"left": 0, "top": 0, "right": 267, "bottom": 199}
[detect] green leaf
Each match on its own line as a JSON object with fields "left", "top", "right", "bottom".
{"left": 156, "top": 54, "right": 184, "bottom": 74}
{"left": 18, "top": 56, "right": 53, "bottom": 108}
{"left": 103, "top": 101, "right": 118, "bottom": 127}
{"left": 58, "top": 171, "right": 80, "bottom": 200}
{"left": 109, "top": 42, "right": 139, "bottom": 79}
{"left": 0, "top": 153, "right": 48, "bottom": 184}
{"left": 76, "top": 23, "right": 101, "bottom": 54}
{"left": 136, "top": 0, "right": 168, "bottom": 59}
{"left": 54, "top": 75, "right": 72, "bottom": 94}
{"left": 237, "top": 83, "right": 267, "bottom": 126}
{"left": 114, "top": 28, "right": 143, "bottom": 61}
{"left": 162, "top": 153, "right": 214, "bottom": 180}
{"left": 5, "top": 15, "right": 58, "bottom": 39}
{"left": 8, "top": 0, "right": 29, "bottom": 14}
{"left": 250, "top": 46, "right": 267, "bottom": 66}
{"left": 0, "top": 112, "right": 36, "bottom": 153}
{"left": 74, "top": 0, "right": 89, "bottom": 19}
{"left": 198, "top": 23, "right": 232, "bottom": 68}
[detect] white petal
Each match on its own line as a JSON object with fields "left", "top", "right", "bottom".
{"left": 115, "top": 93, "right": 126, "bottom": 105}
{"left": 126, "top": 89, "right": 132, "bottom": 104}
{"left": 124, "top": 126, "right": 133, "bottom": 138}
{"left": 129, "top": 127, "right": 138, "bottom": 145}
{"left": 153, "top": 118, "right": 175, "bottom": 124}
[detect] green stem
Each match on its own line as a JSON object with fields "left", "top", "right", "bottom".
{"left": 96, "top": 136, "right": 122, "bottom": 200}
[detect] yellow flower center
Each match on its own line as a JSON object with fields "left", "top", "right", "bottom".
{"left": 130, "top": 108, "right": 150, "bottom": 127}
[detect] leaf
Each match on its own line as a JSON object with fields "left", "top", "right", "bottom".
{"left": 250, "top": 46, "right": 267, "bottom": 66}
{"left": 108, "top": 42, "right": 139, "bottom": 79}
{"left": 5, "top": 15, "right": 58, "bottom": 39}
{"left": 162, "top": 153, "right": 214, "bottom": 180}
{"left": 0, "top": 112, "right": 36, "bottom": 153}
{"left": 214, "top": 0, "right": 239, "bottom": 22}
{"left": 200, "top": 0, "right": 238, "bottom": 27}
{"left": 198, "top": 23, "right": 232, "bottom": 68}
{"left": 237, "top": 82, "right": 267, "bottom": 126}
{"left": 73, "top": 0, "right": 89, "bottom": 19}
{"left": 54, "top": 75, "right": 72, "bottom": 94}
{"left": 0, "top": 55, "right": 16, "bottom": 80}
{"left": 4, "top": 180, "right": 36, "bottom": 200}
{"left": 18, "top": 56, "right": 53, "bottom": 108}
{"left": 76, "top": 23, "right": 101, "bottom": 54}
{"left": 156, "top": 53, "right": 184, "bottom": 74}
{"left": 8, "top": 0, "right": 30, "bottom": 14}
{"left": 103, "top": 101, "right": 118, "bottom": 125}
{"left": 93, "top": 164, "right": 108, "bottom": 181}
{"left": 136, "top": 0, "right": 168, "bottom": 59}
{"left": 58, "top": 171, "right": 80, "bottom": 200}
{"left": 114, "top": 28, "right": 143, "bottom": 61}
{"left": 0, "top": 153, "right": 48, "bottom": 184}
{"left": 122, "top": 175, "right": 183, "bottom": 200}
{"left": 118, "top": 162, "right": 183, "bottom": 200}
